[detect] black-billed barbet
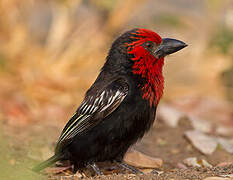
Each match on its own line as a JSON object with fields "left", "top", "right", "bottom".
{"left": 33, "top": 28, "right": 187, "bottom": 174}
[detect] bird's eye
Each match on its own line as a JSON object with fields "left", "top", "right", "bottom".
{"left": 144, "top": 41, "right": 153, "bottom": 49}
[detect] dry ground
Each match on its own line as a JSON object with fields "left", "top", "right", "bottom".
{"left": 2, "top": 115, "right": 232, "bottom": 180}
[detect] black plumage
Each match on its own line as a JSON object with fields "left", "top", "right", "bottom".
{"left": 32, "top": 28, "right": 187, "bottom": 173}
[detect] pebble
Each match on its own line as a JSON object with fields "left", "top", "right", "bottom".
{"left": 183, "top": 157, "right": 213, "bottom": 168}
{"left": 177, "top": 162, "right": 188, "bottom": 169}
{"left": 201, "top": 159, "right": 213, "bottom": 168}
{"left": 183, "top": 157, "right": 201, "bottom": 167}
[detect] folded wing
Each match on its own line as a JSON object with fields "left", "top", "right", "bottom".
{"left": 56, "top": 78, "right": 129, "bottom": 151}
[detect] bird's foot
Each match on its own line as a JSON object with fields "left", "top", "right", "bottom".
{"left": 151, "top": 169, "right": 159, "bottom": 175}
{"left": 119, "top": 162, "right": 144, "bottom": 174}
{"left": 88, "top": 163, "right": 103, "bottom": 176}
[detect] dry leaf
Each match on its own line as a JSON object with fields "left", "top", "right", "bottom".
{"left": 157, "top": 104, "right": 185, "bottom": 127}
{"left": 216, "top": 126, "right": 233, "bottom": 136}
{"left": 173, "top": 97, "right": 233, "bottom": 128}
{"left": 217, "top": 138, "right": 233, "bottom": 153}
{"left": 124, "top": 149, "right": 163, "bottom": 168}
{"left": 203, "top": 177, "right": 230, "bottom": 180}
{"left": 189, "top": 116, "right": 212, "bottom": 133}
{"left": 184, "top": 130, "right": 217, "bottom": 155}
{"left": 45, "top": 166, "right": 72, "bottom": 174}
{"left": 220, "top": 174, "right": 233, "bottom": 178}
{"left": 216, "top": 162, "right": 233, "bottom": 167}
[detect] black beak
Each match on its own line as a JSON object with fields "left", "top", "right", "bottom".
{"left": 154, "top": 38, "right": 187, "bottom": 59}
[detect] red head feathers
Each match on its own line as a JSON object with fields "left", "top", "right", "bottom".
{"left": 126, "top": 28, "right": 187, "bottom": 106}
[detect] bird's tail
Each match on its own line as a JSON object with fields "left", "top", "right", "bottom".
{"left": 32, "top": 154, "right": 61, "bottom": 172}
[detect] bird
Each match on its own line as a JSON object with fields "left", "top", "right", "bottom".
{"left": 32, "top": 28, "right": 187, "bottom": 175}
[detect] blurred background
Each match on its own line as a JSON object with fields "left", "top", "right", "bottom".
{"left": 0, "top": 0, "right": 233, "bottom": 179}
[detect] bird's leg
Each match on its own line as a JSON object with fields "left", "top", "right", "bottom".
{"left": 119, "top": 162, "right": 144, "bottom": 174}
{"left": 72, "top": 165, "right": 78, "bottom": 174}
{"left": 88, "top": 163, "right": 103, "bottom": 176}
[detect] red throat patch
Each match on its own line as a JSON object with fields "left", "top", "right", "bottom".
{"left": 126, "top": 29, "right": 164, "bottom": 106}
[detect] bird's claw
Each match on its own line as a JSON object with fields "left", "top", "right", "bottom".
{"left": 88, "top": 163, "right": 103, "bottom": 176}
{"left": 119, "top": 162, "right": 144, "bottom": 174}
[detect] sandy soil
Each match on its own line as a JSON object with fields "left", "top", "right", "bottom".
{"left": 29, "top": 118, "right": 233, "bottom": 179}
